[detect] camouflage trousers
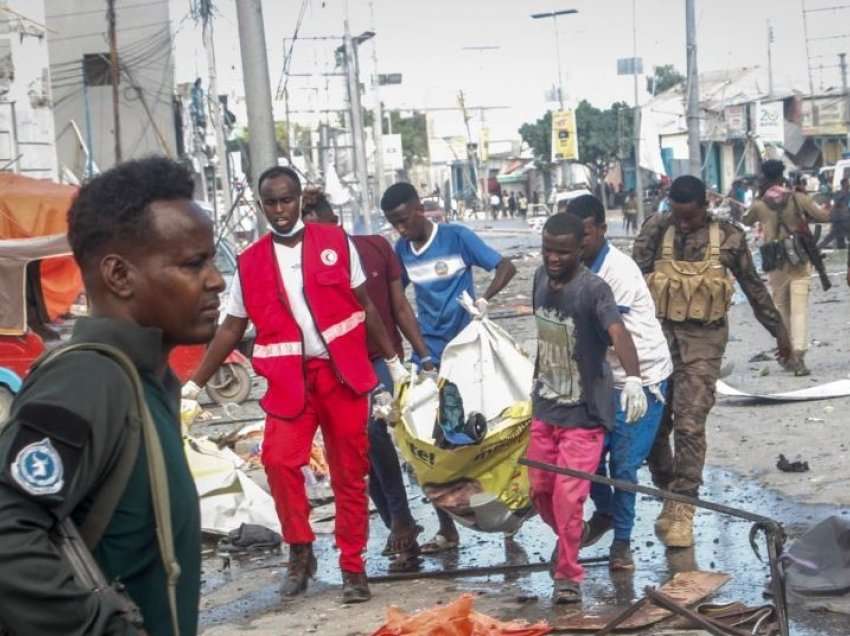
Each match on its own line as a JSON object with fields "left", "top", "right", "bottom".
{"left": 647, "top": 320, "right": 728, "bottom": 496}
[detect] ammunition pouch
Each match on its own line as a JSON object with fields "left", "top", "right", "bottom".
{"left": 647, "top": 223, "right": 734, "bottom": 323}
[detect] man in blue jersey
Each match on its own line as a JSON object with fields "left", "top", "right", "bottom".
{"left": 380, "top": 182, "right": 516, "bottom": 553}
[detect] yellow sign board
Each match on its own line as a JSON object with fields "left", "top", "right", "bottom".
{"left": 551, "top": 109, "right": 579, "bottom": 162}
{"left": 479, "top": 127, "right": 490, "bottom": 162}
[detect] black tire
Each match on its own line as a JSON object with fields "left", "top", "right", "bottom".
{"left": 205, "top": 363, "right": 252, "bottom": 405}
{"left": 0, "top": 386, "right": 13, "bottom": 424}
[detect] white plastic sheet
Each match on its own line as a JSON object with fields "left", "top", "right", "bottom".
{"left": 437, "top": 292, "right": 535, "bottom": 421}
{"left": 185, "top": 435, "right": 281, "bottom": 536}
{"left": 716, "top": 379, "right": 850, "bottom": 402}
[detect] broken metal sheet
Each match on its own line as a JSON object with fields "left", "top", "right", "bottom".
{"left": 716, "top": 379, "right": 850, "bottom": 402}
{"left": 551, "top": 571, "right": 731, "bottom": 631}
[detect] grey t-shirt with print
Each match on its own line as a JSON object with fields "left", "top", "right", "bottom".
{"left": 532, "top": 265, "right": 623, "bottom": 430}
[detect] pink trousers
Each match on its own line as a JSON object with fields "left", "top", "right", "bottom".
{"left": 527, "top": 418, "right": 605, "bottom": 582}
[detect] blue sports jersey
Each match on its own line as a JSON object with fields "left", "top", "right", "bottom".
{"left": 395, "top": 223, "right": 502, "bottom": 363}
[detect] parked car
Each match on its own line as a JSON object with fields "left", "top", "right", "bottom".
{"left": 421, "top": 196, "right": 446, "bottom": 223}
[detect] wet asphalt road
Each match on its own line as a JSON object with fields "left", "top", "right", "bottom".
{"left": 199, "top": 464, "right": 850, "bottom": 634}
{"left": 196, "top": 216, "right": 850, "bottom": 634}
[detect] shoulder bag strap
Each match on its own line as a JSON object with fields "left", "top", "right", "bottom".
{"left": 661, "top": 225, "right": 676, "bottom": 259}
{"left": 707, "top": 223, "right": 722, "bottom": 262}
{"left": 34, "top": 342, "right": 181, "bottom": 636}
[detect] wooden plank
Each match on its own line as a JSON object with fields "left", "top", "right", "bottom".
{"left": 552, "top": 571, "right": 731, "bottom": 632}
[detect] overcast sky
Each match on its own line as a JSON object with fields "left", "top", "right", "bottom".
{"left": 170, "top": 0, "right": 848, "bottom": 141}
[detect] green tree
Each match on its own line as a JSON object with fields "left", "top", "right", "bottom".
{"left": 575, "top": 99, "right": 634, "bottom": 180}
{"left": 652, "top": 64, "right": 685, "bottom": 94}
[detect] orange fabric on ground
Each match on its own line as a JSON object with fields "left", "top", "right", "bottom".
{"left": 371, "top": 594, "right": 551, "bottom": 636}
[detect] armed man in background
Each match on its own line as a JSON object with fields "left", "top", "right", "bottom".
{"left": 633, "top": 175, "right": 791, "bottom": 548}
{"left": 743, "top": 160, "right": 830, "bottom": 376}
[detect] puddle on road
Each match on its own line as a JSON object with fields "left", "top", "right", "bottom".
{"left": 200, "top": 466, "right": 850, "bottom": 634}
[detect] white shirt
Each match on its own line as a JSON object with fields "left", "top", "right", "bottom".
{"left": 225, "top": 237, "right": 366, "bottom": 359}
{"left": 592, "top": 242, "right": 673, "bottom": 388}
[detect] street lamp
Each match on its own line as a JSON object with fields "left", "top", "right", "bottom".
{"left": 531, "top": 9, "right": 578, "bottom": 110}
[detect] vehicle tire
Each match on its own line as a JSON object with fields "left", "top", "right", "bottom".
{"left": 0, "top": 386, "right": 14, "bottom": 424}
{"left": 205, "top": 363, "right": 252, "bottom": 405}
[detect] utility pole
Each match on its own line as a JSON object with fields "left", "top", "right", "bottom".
{"left": 685, "top": 0, "right": 701, "bottom": 177}
{"left": 767, "top": 20, "right": 775, "bottom": 96}
{"left": 632, "top": 0, "right": 644, "bottom": 223}
{"left": 458, "top": 90, "right": 482, "bottom": 204}
{"left": 801, "top": 0, "right": 815, "bottom": 96}
{"left": 369, "top": 2, "right": 385, "bottom": 199}
{"left": 106, "top": 0, "right": 122, "bottom": 163}
{"left": 235, "top": 0, "right": 275, "bottom": 233}
{"left": 840, "top": 53, "right": 850, "bottom": 149}
{"left": 343, "top": 20, "right": 373, "bottom": 233}
{"left": 202, "top": 15, "right": 233, "bottom": 220}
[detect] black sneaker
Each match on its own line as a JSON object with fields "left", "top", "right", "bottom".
{"left": 609, "top": 540, "right": 635, "bottom": 571}
{"left": 580, "top": 513, "right": 613, "bottom": 548}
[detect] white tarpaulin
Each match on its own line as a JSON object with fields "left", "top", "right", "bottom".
{"left": 185, "top": 435, "right": 281, "bottom": 536}
{"left": 437, "top": 292, "right": 535, "bottom": 420}
{"left": 716, "top": 379, "right": 850, "bottom": 402}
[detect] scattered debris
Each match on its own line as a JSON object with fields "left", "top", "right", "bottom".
{"left": 749, "top": 351, "right": 774, "bottom": 363}
{"left": 371, "top": 594, "right": 551, "bottom": 636}
{"left": 776, "top": 455, "right": 810, "bottom": 473}
{"left": 551, "top": 571, "right": 731, "bottom": 631}
{"left": 217, "top": 523, "right": 281, "bottom": 554}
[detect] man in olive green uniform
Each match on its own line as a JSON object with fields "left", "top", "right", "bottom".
{"left": 0, "top": 157, "right": 223, "bottom": 634}
{"left": 633, "top": 175, "right": 791, "bottom": 548}
{"left": 743, "top": 160, "right": 829, "bottom": 376}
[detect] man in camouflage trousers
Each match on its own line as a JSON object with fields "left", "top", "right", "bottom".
{"left": 633, "top": 176, "right": 791, "bottom": 547}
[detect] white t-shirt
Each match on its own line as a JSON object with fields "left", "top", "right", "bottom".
{"left": 593, "top": 243, "right": 673, "bottom": 388}
{"left": 225, "top": 237, "right": 366, "bottom": 359}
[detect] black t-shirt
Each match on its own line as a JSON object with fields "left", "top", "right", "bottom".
{"left": 532, "top": 266, "right": 623, "bottom": 430}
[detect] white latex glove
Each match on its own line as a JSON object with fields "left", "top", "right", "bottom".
{"left": 181, "top": 380, "right": 202, "bottom": 401}
{"left": 648, "top": 382, "right": 666, "bottom": 405}
{"left": 371, "top": 389, "right": 395, "bottom": 422}
{"left": 474, "top": 297, "right": 489, "bottom": 320}
{"left": 385, "top": 356, "right": 407, "bottom": 387}
{"left": 620, "top": 376, "right": 648, "bottom": 424}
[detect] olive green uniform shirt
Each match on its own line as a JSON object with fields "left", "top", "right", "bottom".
{"left": 632, "top": 213, "right": 785, "bottom": 338}
{"left": 0, "top": 317, "right": 200, "bottom": 635}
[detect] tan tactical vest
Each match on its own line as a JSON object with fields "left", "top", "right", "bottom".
{"left": 647, "top": 223, "right": 734, "bottom": 323}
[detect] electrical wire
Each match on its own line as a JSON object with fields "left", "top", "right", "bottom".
{"left": 275, "top": 0, "right": 310, "bottom": 101}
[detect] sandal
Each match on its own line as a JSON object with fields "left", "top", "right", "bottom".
{"left": 419, "top": 532, "right": 460, "bottom": 554}
{"left": 554, "top": 579, "right": 582, "bottom": 604}
{"left": 382, "top": 525, "right": 423, "bottom": 556}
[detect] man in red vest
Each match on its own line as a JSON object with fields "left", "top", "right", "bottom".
{"left": 185, "top": 166, "right": 404, "bottom": 603}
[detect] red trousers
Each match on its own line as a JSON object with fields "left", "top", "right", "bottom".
{"left": 261, "top": 358, "right": 370, "bottom": 573}
{"left": 527, "top": 419, "right": 605, "bottom": 582}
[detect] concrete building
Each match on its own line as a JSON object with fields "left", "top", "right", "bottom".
{"left": 0, "top": 0, "right": 58, "bottom": 180}
{"left": 45, "top": 0, "right": 177, "bottom": 179}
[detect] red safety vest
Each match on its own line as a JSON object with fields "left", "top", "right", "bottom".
{"left": 238, "top": 224, "right": 377, "bottom": 418}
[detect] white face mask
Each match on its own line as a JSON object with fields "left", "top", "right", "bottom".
{"left": 269, "top": 218, "right": 304, "bottom": 238}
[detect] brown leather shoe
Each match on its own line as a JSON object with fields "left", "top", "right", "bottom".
{"left": 341, "top": 571, "right": 371, "bottom": 604}
{"left": 281, "top": 543, "right": 317, "bottom": 597}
